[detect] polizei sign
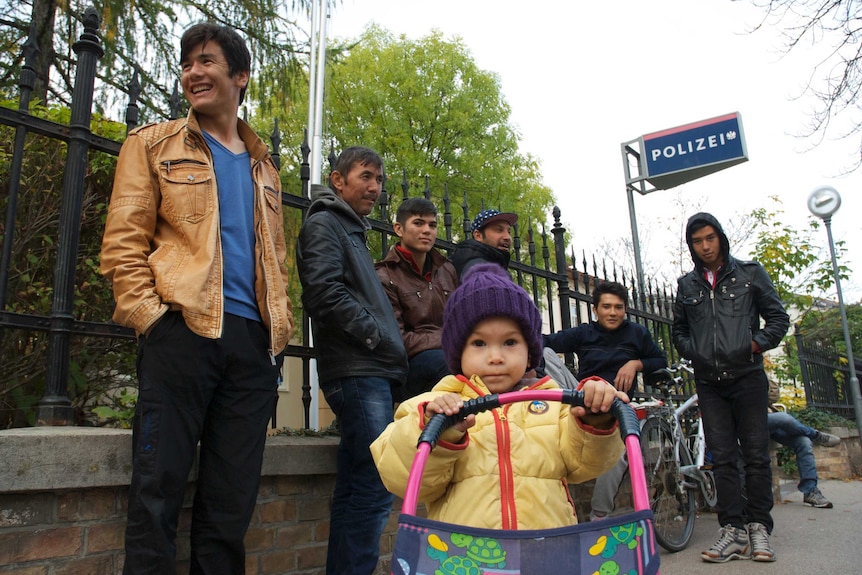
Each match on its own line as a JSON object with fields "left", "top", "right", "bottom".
{"left": 640, "top": 112, "right": 748, "bottom": 190}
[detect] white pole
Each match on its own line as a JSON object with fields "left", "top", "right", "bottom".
{"left": 310, "top": 0, "right": 328, "bottom": 185}
{"left": 306, "top": 0, "right": 318, "bottom": 174}
{"left": 305, "top": 0, "right": 329, "bottom": 429}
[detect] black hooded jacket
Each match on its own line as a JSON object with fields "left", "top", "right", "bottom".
{"left": 672, "top": 212, "right": 790, "bottom": 382}
{"left": 450, "top": 238, "right": 511, "bottom": 280}
{"left": 296, "top": 184, "right": 408, "bottom": 385}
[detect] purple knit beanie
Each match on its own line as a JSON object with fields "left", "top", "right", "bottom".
{"left": 442, "top": 263, "right": 543, "bottom": 375}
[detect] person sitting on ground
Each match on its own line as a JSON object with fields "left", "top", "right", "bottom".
{"left": 371, "top": 263, "right": 627, "bottom": 530}
{"left": 375, "top": 198, "right": 458, "bottom": 401}
{"left": 544, "top": 280, "right": 667, "bottom": 521}
{"left": 767, "top": 380, "right": 839, "bottom": 509}
{"left": 450, "top": 208, "right": 518, "bottom": 279}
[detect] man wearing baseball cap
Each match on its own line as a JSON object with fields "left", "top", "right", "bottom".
{"left": 451, "top": 208, "right": 518, "bottom": 279}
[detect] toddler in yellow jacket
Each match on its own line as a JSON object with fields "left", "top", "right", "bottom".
{"left": 371, "top": 263, "right": 626, "bottom": 530}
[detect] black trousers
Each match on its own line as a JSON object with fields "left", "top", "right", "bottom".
{"left": 124, "top": 312, "right": 278, "bottom": 575}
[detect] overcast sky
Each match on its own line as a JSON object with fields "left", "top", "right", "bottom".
{"left": 325, "top": 0, "right": 862, "bottom": 300}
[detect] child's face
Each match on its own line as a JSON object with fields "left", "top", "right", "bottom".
{"left": 460, "top": 316, "right": 529, "bottom": 394}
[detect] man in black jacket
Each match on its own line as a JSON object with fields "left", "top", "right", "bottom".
{"left": 673, "top": 212, "right": 789, "bottom": 564}
{"left": 544, "top": 280, "right": 667, "bottom": 521}
{"left": 297, "top": 146, "right": 408, "bottom": 575}
{"left": 450, "top": 208, "right": 518, "bottom": 279}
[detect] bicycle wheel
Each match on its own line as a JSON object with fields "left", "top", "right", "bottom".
{"left": 640, "top": 416, "right": 696, "bottom": 552}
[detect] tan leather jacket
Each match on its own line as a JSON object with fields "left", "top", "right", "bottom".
{"left": 101, "top": 110, "right": 294, "bottom": 354}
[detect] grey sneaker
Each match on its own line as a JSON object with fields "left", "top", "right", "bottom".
{"left": 746, "top": 522, "right": 776, "bottom": 562}
{"left": 701, "top": 525, "right": 750, "bottom": 563}
{"left": 803, "top": 488, "right": 833, "bottom": 508}
{"left": 814, "top": 430, "right": 840, "bottom": 447}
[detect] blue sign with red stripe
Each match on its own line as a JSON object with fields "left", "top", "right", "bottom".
{"left": 641, "top": 112, "right": 747, "bottom": 189}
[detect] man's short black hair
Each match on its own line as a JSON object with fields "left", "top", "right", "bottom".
{"left": 330, "top": 146, "right": 384, "bottom": 184}
{"left": 592, "top": 280, "right": 628, "bottom": 308}
{"left": 180, "top": 23, "right": 251, "bottom": 104}
{"left": 396, "top": 198, "right": 437, "bottom": 226}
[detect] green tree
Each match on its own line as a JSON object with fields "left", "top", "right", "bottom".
{"left": 749, "top": 196, "right": 848, "bottom": 312}
{"left": 1, "top": 0, "right": 313, "bottom": 121}
{"left": 255, "top": 25, "right": 556, "bottom": 235}
{"left": 747, "top": 195, "right": 851, "bottom": 390}
{"left": 797, "top": 304, "right": 862, "bottom": 356}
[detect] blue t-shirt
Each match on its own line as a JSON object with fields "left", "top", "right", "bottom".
{"left": 203, "top": 131, "right": 261, "bottom": 322}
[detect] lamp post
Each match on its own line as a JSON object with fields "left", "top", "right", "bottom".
{"left": 806, "top": 185, "right": 862, "bottom": 439}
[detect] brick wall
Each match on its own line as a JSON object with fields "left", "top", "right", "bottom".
{"left": 0, "top": 430, "right": 413, "bottom": 575}
{"left": 1, "top": 426, "right": 858, "bottom": 574}
{"left": 0, "top": 477, "right": 407, "bottom": 575}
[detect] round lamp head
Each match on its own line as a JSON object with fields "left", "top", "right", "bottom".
{"left": 807, "top": 186, "right": 841, "bottom": 220}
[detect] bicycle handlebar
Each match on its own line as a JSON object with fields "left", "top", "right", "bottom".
{"left": 646, "top": 358, "right": 694, "bottom": 390}
{"left": 418, "top": 389, "right": 640, "bottom": 449}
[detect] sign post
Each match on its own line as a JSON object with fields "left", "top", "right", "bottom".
{"left": 621, "top": 112, "right": 748, "bottom": 293}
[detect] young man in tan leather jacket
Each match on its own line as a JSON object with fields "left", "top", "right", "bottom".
{"left": 100, "top": 23, "right": 293, "bottom": 574}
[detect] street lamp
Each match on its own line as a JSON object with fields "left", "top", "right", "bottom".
{"left": 806, "top": 185, "right": 862, "bottom": 439}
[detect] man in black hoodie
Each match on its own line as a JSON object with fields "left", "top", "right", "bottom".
{"left": 297, "top": 146, "right": 408, "bottom": 575}
{"left": 672, "top": 213, "right": 789, "bottom": 564}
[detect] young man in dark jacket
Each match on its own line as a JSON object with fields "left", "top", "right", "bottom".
{"left": 544, "top": 280, "right": 666, "bottom": 520}
{"left": 375, "top": 198, "right": 458, "bottom": 400}
{"left": 297, "top": 146, "right": 408, "bottom": 575}
{"left": 672, "top": 212, "right": 789, "bottom": 564}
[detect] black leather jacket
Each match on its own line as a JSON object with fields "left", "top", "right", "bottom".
{"left": 672, "top": 213, "right": 789, "bottom": 383}
{"left": 297, "top": 185, "right": 408, "bottom": 385}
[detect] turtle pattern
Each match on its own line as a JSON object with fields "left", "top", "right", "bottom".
{"left": 450, "top": 533, "right": 507, "bottom": 569}
{"left": 425, "top": 533, "right": 483, "bottom": 575}
{"left": 588, "top": 521, "right": 644, "bottom": 559}
{"left": 424, "top": 532, "right": 509, "bottom": 574}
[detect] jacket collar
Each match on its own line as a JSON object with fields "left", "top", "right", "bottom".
{"left": 183, "top": 108, "right": 269, "bottom": 164}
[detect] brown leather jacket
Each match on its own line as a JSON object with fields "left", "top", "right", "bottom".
{"left": 100, "top": 110, "right": 294, "bottom": 354}
{"left": 375, "top": 244, "right": 458, "bottom": 358}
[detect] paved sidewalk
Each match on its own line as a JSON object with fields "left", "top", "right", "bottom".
{"left": 657, "top": 478, "right": 862, "bottom": 573}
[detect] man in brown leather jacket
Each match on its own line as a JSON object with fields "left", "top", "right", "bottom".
{"left": 100, "top": 23, "right": 293, "bottom": 574}
{"left": 375, "top": 198, "right": 458, "bottom": 400}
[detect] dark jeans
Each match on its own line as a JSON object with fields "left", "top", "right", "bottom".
{"left": 768, "top": 411, "right": 819, "bottom": 494}
{"left": 321, "top": 376, "right": 395, "bottom": 575}
{"left": 396, "top": 349, "right": 450, "bottom": 402}
{"left": 697, "top": 369, "right": 773, "bottom": 532}
{"left": 124, "top": 312, "right": 278, "bottom": 575}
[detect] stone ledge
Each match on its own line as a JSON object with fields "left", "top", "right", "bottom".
{"left": 0, "top": 428, "right": 339, "bottom": 494}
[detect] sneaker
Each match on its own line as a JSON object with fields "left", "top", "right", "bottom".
{"left": 803, "top": 488, "right": 833, "bottom": 508}
{"left": 746, "top": 522, "right": 776, "bottom": 562}
{"left": 814, "top": 430, "right": 840, "bottom": 447}
{"left": 701, "top": 525, "right": 750, "bottom": 563}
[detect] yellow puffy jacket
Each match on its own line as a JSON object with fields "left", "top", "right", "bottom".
{"left": 371, "top": 374, "right": 623, "bottom": 530}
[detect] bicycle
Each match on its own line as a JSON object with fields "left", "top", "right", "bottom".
{"left": 637, "top": 359, "right": 717, "bottom": 552}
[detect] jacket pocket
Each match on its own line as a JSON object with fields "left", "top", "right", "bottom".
{"left": 718, "top": 280, "right": 752, "bottom": 317}
{"left": 148, "top": 243, "right": 178, "bottom": 300}
{"left": 681, "top": 292, "right": 706, "bottom": 322}
{"left": 262, "top": 185, "right": 283, "bottom": 234}
{"left": 159, "top": 160, "right": 213, "bottom": 223}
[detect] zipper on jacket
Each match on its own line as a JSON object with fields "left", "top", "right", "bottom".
{"left": 710, "top": 289, "right": 719, "bottom": 378}
{"left": 160, "top": 158, "right": 206, "bottom": 174}
{"left": 494, "top": 408, "right": 517, "bottom": 529}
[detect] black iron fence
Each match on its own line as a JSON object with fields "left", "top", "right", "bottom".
{"left": 796, "top": 326, "right": 861, "bottom": 420}
{"left": 0, "top": 8, "right": 677, "bottom": 429}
